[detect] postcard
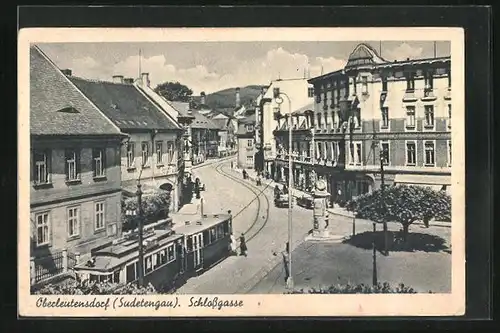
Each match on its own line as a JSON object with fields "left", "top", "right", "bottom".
{"left": 18, "top": 27, "right": 465, "bottom": 317}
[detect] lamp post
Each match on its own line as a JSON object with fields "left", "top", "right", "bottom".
{"left": 274, "top": 87, "right": 293, "bottom": 290}
{"left": 372, "top": 222, "right": 378, "bottom": 286}
{"left": 380, "top": 150, "right": 389, "bottom": 256}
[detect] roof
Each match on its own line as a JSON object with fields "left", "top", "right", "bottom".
{"left": 68, "top": 76, "right": 179, "bottom": 131}
{"left": 291, "top": 102, "right": 314, "bottom": 116}
{"left": 345, "top": 43, "right": 387, "bottom": 68}
{"left": 211, "top": 118, "right": 229, "bottom": 130}
{"left": 30, "top": 46, "right": 123, "bottom": 136}
{"left": 174, "top": 214, "right": 232, "bottom": 235}
{"left": 191, "top": 110, "right": 220, "bottom": 130}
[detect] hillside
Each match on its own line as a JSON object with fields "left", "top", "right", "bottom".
{"left": 196, "top": 85, "right": 267, "bottom": 114}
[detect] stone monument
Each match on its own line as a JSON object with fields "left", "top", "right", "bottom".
{"left": 305, "top": 179, "right": 346, "bottom": 242}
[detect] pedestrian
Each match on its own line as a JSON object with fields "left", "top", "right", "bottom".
{"left": 230, "top": 161, "right": 234, "bottom": 169}
{"left": 274, "top": 185, "right": 281, "bottom": 200}
{"left": 282, "top": 184, "right": 288, "bottom": 195}
{"left": 239, "top": 233, "right": 248, "bottom": 257}
{"left": 229, "top": 233, "right": 237, "bottom": 255}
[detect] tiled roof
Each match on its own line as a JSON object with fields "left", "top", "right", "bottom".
{"left": 190, "top": 110, "right": 220, "bottom": 130}
{"left": 30, "top": 46, "right": 123, "bottom": 136}
{"left": 69, "top": 77, "right": 179, "bottom": 131}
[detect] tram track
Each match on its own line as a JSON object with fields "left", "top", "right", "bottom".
{"left": 213, "top": 160, "right": 271, "bottom": 244}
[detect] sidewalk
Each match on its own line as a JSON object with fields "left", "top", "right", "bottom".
{"left": 230, "top": 165, "right": 451, "bottom": 229}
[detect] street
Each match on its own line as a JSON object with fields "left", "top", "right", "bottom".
{"left": 173, "top": 157, "right": 452, "bottom": 294}
{"left": 174, "top": 158, "right": 318, "bottom": 294}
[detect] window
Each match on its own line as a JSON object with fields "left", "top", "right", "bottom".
{"left": 424, "top": 105, "right": 434, "bottom": 128}
{"left": 424, "top": 71, "right": 434, "bottom": 90}
{"left": 352, "top": 77, "right": 357, "bottom": 93}
{"left": 447, "top": 70, "right": 451, "bottom": 88}
{"left": 381, "top": 107, "right": 389, "bottom": 128}
{"left": 308, "top": 87, "right": 314, "bottom": 98}
{"left": 92, "top": 148, "right": 105, "bottom": 177}
{"left": 127, "top": 143, "right": 135, "bottom": 168}
{"left": 156, "top": 141, "right": 164, "bottom": 164}
{"left": 448, "top": 140, "right": 452, "bottom": 166}
{"left": 381, "top": 76, "right": 388, "bottom": 92}
{"left": 331, "top": 111, "right": 336, "bottom": 128}
{"left": 448, "top": 104, "right": 452, "bottom": 129}
{"left": 210, "top": 227, "right": 217, "bottom": 243}
{"left": 406, "top": 141, "right": 417, "bottom": 166}
{"left": 246, "top": 124, "right": 254, "bottom": 132}
{"left": 141, "top": 142, "right": 150, "bottom": 166}
{"left": 406, "top": 106, "right": 416, "bottom": 129}
{"left": 324, "top": 112, "right": 329, "bottom": 129}
{"left": 361, "top": 76, "right": 368, "bottom": 94}
{"left": 167, "top": 244, "right": 175, "bottom": 262}
{"left": 316, "top": 113, "right": 322, "bottom": 129}
{"left": 380, "top": 142, "right": 390, "bottom": 165}
{"left": 65, "top": 150, "right": 80, "bottom": 181}
{"left": 95, "top": 201, "right": 105, "bottom": 231}
{"left": 317, "top": 142, "right": 323, "bottom": 159}
{"left": 35, "top": 212, "right": 50, "bottom": 246}
{"left": 424, "top": 141, "right": 435, "bottom": 166}
{"left": 246, "top": 156, "right": 254, "bottom": 165}
{"left": 247, "top": 139, "right": 253, "bottom": 147}
{"left": 34, "top": 151, "right": 49, "bottom": 184}
{"left": 167, "top": 142, "right": 175, "bottom": 163}
{"left": 356, "top": 143, "right": 362, "bottom": 165}
{"left": 67, "top": 206, "right": 80, "bottom": 238}
{"left": 406, "top": 73, "right": 415, "bottom": 91}
{"left": 144, "top": 255, "right": 153, "bottom": 275}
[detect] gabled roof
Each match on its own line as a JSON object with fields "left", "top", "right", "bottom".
{"left": 69, "top": 76, "right": 180, "bottom": 131}
{"left": 30, "top": 46, "right": 124, "bottom": 136}
{"left": 291, "top": 102, "right": 314, "bottom": 116}
{"left": 191, "top": 110, "right": 220, "bottom": 130}
{"left": 211, "top": 118, "right": 229, "bottom": 131}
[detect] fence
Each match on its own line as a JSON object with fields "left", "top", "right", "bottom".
{"left": 32, "top": 249, "right": 79, "bottom": 285}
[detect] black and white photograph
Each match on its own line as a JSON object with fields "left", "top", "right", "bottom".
{"left": 18, "top": 27, "right": 465, "bottom": 317}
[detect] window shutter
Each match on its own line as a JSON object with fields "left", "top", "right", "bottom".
{"left": 64, "top": 150, "right": 69, "bottom": 179}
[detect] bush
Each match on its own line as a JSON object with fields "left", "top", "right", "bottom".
{"left": 286, "top": 282, "right": 426, "bottom": 294}
{"left": 34, "top": 280, "right": 157, "bottom": 295}
{"left": 122, "top": 190, "right": 171, "bottom": 231}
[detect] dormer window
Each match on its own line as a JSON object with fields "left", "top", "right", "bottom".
{"left": 246, "top": 124, "right": 254, "bottom": 132}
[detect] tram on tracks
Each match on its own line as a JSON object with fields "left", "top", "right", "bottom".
{"left": 73, "top": 212, "right": 233, "bottom": 292}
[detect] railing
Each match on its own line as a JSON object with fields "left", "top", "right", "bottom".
{"left": 33, "top": 251, "right": 65, "bottom": 283}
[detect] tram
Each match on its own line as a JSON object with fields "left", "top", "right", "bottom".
{"left": 73, "top": 213, "right": 233, "bottom": 292}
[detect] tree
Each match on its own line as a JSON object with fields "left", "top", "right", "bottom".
{"left": 154, "top": 81, "right": 193, "bottom": 102}
{"left": 346, "top": 185, "right": 451, "bottom": 242}
{"left": 122, "top": 190, "right": 171, "bottom": 231}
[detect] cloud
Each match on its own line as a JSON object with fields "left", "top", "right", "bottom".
{"left": 384, "top": 43, "right": 423, "bottom": 61}
{"left": 65, "top": 47, "right": 347, "bottom": 95}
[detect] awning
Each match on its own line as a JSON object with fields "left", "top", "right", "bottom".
{"left": 393, "top": 174, "right": 450, "bottom": 191}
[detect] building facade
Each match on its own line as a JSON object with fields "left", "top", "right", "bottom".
{"left": 236, "top": 115, "right": 257, "bottom": 169}
{"left": 274, "top": 43, "right": 452, "bottom": 203}
{"left": 30, "top": 46, "right": 126, "bottom": 262}
{"left": 68, "top": 73, "right": 185, "bottom": 212}
{"left": 255, "top": 78, "right": 314, "bottom": 176}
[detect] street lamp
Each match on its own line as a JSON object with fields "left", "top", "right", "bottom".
{"left": 274, "top": 87, "right": 294, "bottom": 290}
{"left": 379, "top": 149, "right": 389, "bottom": 256}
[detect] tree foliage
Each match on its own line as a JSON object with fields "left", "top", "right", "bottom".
{"left": 122, "top": 190, "right": 171, "bottom": 231}
{"left": 287, "top": 282, "right": 424, "bottom": 294}
{"left": 346, "top": 185, "right": 451, "bottom": 240}
{"left": 34, "top": 280, "right": 157, "bottom": 295}
{"left": 154, "top": 81, "right": 193, "bottom": 102}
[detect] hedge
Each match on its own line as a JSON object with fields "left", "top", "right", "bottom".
{"left": 286, "top": 282, "right": 428, "bottom": 294}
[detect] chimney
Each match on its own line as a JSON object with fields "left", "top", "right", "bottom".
{"left": 124, "top": 78, "right": 134, "bottom": 84}
{"left": 235, "top": 87, "right": 241, "bottom": 108}
{"left": 61, "top": 69, "right": 72, "bottom": 76}
{"left": 200, "top": 92, "right": 206, "bottom": 105}
{"left": 141, "top": 73, "right": 150, "bottom": 87}
{"left": 112, "top": 75, "right": 124, "bottom": 84}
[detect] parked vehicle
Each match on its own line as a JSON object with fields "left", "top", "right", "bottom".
{"left": 274, "top": 193, "right": 290, "bottom": 208}
{"left": 296, "top": 195, "right": 313, "bottom": 209}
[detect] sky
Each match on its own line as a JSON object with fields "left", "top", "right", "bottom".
{"left": 38, "top": 41, "right": 450, "bottom": 95}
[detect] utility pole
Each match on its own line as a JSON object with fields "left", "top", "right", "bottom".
{"left": 274, "top": 87, "right": 294, "bottom": 290}
{"left": 380, "top": 149, "right": 389, "bottom": 256}
{"left": 136, "top": 169, "right": 145, "bottom": 287}
{"left": 372, "top": 222, "right": 378, "bottom": 286}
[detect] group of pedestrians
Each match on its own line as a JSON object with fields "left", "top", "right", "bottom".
{"left": 229, "top": 233, "right": 248, "bottom": 257}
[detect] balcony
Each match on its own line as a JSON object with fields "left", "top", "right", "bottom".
{"left": 421, "top": 88, "right": 437, "bottom": 101}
